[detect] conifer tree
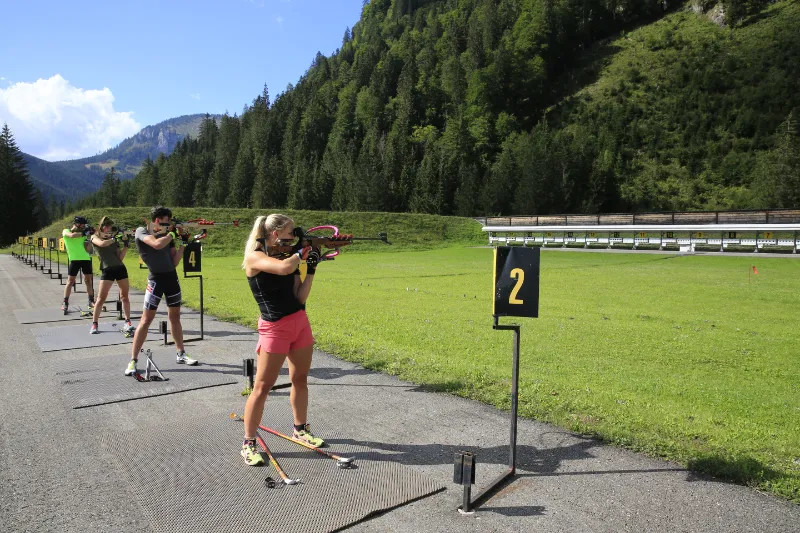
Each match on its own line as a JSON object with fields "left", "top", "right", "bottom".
{"left": 0, "top": 123, "right": 39, "bottom": 244}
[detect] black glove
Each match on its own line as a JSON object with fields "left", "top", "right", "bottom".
{"left": 306, "top": 247, "right": 321, "bottom": 275}
{"left": 83, "top": 227, "right": 95, "bottom": 237}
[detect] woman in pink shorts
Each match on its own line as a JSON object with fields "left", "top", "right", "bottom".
{"left": 239, "top": 214, "right": 324, "bottom": 466}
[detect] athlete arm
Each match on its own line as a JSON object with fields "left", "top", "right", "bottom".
{"left": 139, "top": 233, "right": 174, "bottom": 250}
{"left": 247, "top": 250, "right": 303, "bottom": 276}
{"left": 63, "top": 231, "right": 83, "bottom": 238}
{"left": 171, "top": 244, "right": 184, "bottom": 267}
{"left": 118, "top": 247, "right": 128, "bottom": 261}
{"left": 90, "top": 235, "right": 114, "bottom": 247}
{"left": 294, "top": 273, "right": 314, "bottom": 304}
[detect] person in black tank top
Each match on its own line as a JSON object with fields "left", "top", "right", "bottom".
{"left": 88, "top": 217, "right": 135, "bottom": 336}
{"left": 240, "top": 214, "right": 326, "bottom": 466}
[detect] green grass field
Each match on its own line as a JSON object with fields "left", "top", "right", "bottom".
{"left": 5, "top": 211, "right": 799, "bottom": 502}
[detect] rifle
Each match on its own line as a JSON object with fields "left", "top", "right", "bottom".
{"left": 110, "top": 225, "right": 135, "bottom": 248}
{"left": 168, "top": 219, "right": 210, "bottom": 244}
{"left": 265, "top": 225, "right": 391, "bottom": 262}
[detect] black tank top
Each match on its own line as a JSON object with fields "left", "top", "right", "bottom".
{"left": 247, "top": 269, "right": 303, "bottom": 322}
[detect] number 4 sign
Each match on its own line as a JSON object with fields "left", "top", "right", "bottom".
{"left": 493, "top": 247, "right": 540, "bottom": 318}
{"left": 183, "top": 241, "right": 202, "bottom": 273}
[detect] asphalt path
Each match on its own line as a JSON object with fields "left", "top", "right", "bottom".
{"left": 1, "top": 254, "right": 797, "bottom": 532}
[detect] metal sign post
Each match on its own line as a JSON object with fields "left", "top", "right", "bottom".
{"left": 457, "top": 246, "right": 540, "bottom": 513}
{"left": 182, "top": 241, "right": 204, "bottom": 342}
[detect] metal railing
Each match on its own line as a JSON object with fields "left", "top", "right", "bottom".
{"left": 474, "top": 209, "right": 800, "bottom": 228}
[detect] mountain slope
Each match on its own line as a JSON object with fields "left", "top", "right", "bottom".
{"left": 544, "top": 0, "right": 800, "bottom": 211}
{"left": 24, "top": 113, "right": 221, "bottom": 202}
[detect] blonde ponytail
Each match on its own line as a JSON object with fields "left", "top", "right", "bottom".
{"left": 242, "top": 214, "right": 294, "bottom": 269}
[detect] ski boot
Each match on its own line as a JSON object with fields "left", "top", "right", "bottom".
{"left": 122, "top": 320, "right": 136, "bottom": 338}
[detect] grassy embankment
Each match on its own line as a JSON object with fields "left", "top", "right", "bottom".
{"left": 6, "top": 209, "right": 799, "bottom": 502}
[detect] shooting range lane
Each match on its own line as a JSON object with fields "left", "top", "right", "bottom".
{"left": 15, "top": 306, "right": 123, "bottom": 324}
{"left": 99, "top": 408, "right": 444, "bottom": 533}
{"left": 54, "top": 351, "right": 238, "bottom": 409}
{"left": 31, "top": 321, "right": 161, "bottom": 352}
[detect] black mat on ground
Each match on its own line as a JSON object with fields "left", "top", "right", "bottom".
{"left": 32, "top": 322, "right": 158, "bottom": 352}
{"left": 55, "top": 352, "right": 238, "bottom": 408}
{"left": 14, "top": 306, "right": 119, "bottom": 324}
{"left": 99, "top": 409, "right": 444, "bottom": 533}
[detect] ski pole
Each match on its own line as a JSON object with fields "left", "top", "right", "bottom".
{"left": 256, "top": 432, "right": 300, "bottom": 485}
{"left": 230, "top": 413, "right": 355, "bottom": 468}
{"left": 259, "top": 423, "right": 355, "bottom": 468}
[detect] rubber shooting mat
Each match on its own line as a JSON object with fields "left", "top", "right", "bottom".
{"left": 99, "top": 409, "right": 445, "bottom": 533}
{"left": 55, "top": 352, "right": 238, "bottom": 409}
{"left": 15, "top": 306, "right": 124, "bottom": 324}
{"left": 32, "top": 322, "right": 159, "bottom": 352}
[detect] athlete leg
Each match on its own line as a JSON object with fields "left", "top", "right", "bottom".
{"left": 117, "top": 278, "right": 131, "bottom": 320}
{"left": 131, "top": 309, "right": 157, "bottom": 360}
{"left": 92, "top": 280, "right": 113, "bottom": 323}
{"left": 244, "top": 347, "right": 287, "bottom": 439}
{"left": 64, "top": 275, "right": 76, "bottom": 300}
{"left": 167, "top": 306, "right": 184, "bottom": 352}
{"left": 286, "top": 345, "right": 313, "bottom": 427}
{"left": 84, "top": 272, "right": 94, "bottom": 301}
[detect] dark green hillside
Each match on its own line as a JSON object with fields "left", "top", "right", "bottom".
{"left": 77, "top": 0, "right": 798, "bottom": 216}
{"left": 546, "top": 0, "right": 800, "bottom": 212}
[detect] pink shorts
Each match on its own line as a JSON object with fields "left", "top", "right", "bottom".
{"left": 256, "top": 310, "right": 314, "bottom": 355}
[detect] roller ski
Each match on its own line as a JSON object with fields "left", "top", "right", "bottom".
{"left": 124, "top": 349, "right": 168, "bottom": 382}
{"left": 81, "top": 300, "right": 107, "bottom": 317}
{"left": 230, "top": 413, "right": 355, "bottom": 468}
{"left": 120, "top": 320, "right": 136, "bottom": 338}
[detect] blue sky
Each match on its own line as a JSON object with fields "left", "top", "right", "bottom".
{"left": 0, "top": 0, "right": 364, "bottom": 160}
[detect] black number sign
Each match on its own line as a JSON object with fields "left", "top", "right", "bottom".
{"left": 493, "top": 247, "right": 540, "bottom": 318}
{"left": 183, "top": 242, "right": 202, "bottom": 273}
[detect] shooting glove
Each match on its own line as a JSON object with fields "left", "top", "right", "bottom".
{"left": 168, "top": 231, "right": 179, "bottom": 243}
{"left": 306, "top": 247, "right": 321, "bottom": 275}
{"left": 83, "top": 227, "right": 95, "bottom": 237}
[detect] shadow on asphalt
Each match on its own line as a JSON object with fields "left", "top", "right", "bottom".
{"left": 479, "top": 505, "right": 546, "bottom": 516}
{"left": 326, "top": 436, "right": 687, "bottom": 480}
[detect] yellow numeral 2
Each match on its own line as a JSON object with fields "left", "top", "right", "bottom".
{"left": 509, "top": 268, "right": 524, "bottom": 305}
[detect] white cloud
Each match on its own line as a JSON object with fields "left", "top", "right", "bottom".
{"left": 190, "top": 92, "right": 201, "bottom": 100}
{"left": 275, "top": 15, "right": 284, "bottom": 25}
{"left": 0, "top": 74, "right": 140, "bottom": 161}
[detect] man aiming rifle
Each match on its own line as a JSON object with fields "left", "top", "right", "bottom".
{"left": 124, "top": 206, "right": 199, "bottom": 377}
{"left": 61, "top": 216, "right": 96, "bottom": 314}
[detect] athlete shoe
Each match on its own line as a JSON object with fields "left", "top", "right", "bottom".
{"left": 123, "top": 322, "right": 136, "bottom": 335}
{"left": 176, "top": 352, "right": 199, "bottom": 366}
{"left": 240, "top": 441, "right": 265, "bottom": 466}
{"left": 124, "top": 359, "right": 138, "bottom": 376}
{"left": 89, "top": 322, "right": 99, "bottom": 334}
{"left": 61, "top": 300, "right": 69, "bottom": 311}
{"left": 293, "top": 424, "right": 325, "bottom": 448}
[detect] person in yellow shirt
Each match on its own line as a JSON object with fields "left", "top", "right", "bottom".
{"left": 61, "top": 216, "right": 96, "bottom": 312}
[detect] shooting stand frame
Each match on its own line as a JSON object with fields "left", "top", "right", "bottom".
{"left": 140, "top": 349, "right": 168, "bottom": 382}
{"left": 458, "top": 316, "right": 520, "bottom": 513}
{"left": 161, "top": 271, "right": 204, "bottom": 346}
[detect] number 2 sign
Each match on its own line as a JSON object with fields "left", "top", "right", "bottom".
{"left": 493, "top": 247, "right": 540, "bottom": 318}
